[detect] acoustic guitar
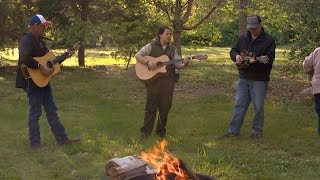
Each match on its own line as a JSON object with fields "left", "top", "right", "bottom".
{"left": 135, "top": 54, "right": 207, "bottom": 83}
{"left": 21, "top": 41, "right": 81, "bottom": 87}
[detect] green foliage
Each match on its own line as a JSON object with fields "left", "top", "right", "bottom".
{"left": 0, "top": 0, "right": 33, "bottom": 49}
{"left": 0, "top": 0, "right": 319, "bottom": 65}
{"left": 181, "top": 0, "right": 237, "bottom": 47}
{"left": 56, "top": 21, "right": 99, "bottom": 48}
{"left": 183, "top": 20, "right": 238, "bottom": 47}
{"left": 283, "top": 0, "right": 320, "bottom": 60}
{"left": 99, "top": 0, "right": 162, "bottom": 67}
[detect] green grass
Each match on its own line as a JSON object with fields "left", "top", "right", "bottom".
{"left": 0, "top": 47, "right": 319, "bottom": 179}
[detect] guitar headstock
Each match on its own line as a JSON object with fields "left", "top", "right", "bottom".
{"left": 66, "top": 42, "right": 81, "bottom": 57}
{"left": 193, "top": 54, "right": 208, "bottom": 60}
{"left": 71, "top": 41, "right": 82, "bottom": 51}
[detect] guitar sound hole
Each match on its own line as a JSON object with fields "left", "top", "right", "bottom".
{"left": 47, "top": 61, "right": 54, "bottom": 68}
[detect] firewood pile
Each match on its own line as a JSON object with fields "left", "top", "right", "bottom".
{"left": 105, "top": 155, "right": 216, "bottom": 180}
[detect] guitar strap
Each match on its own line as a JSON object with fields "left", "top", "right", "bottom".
{"left": 21, "top": 64, "right": 30, "bottom": 79}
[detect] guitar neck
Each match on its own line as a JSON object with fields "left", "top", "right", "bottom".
{"left": 163, "top": 56, "right": 196, "bottom": 65}
{"left": 52, "top": 52, "right": 69, "bottom": 65}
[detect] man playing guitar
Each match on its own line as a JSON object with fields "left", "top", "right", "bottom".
{"left": 135, "top": 26, "right": 189, "bottom": 139}
{"left": 15, "top": 14, "right": 80, "bottom": 150}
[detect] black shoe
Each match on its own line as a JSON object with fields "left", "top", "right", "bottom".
{"left": 250, "top": 133, "right": 262, "bottom": 139}
{"left": 218, "top": 131, "right": 239, "bottom": 139}
{"left": 139, "top": 133, "right": 148, "bottom": 141}
{"left": 157, "top": 133, "right": 166, "bottom": 139}
{"left": 58, "top": 137, "right": 80, "bottom": 145}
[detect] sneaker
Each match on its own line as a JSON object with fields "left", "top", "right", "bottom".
{"left": 250, "top": 133, "right": 262, "bottom": 139}
{"left": 218, "top": 131, "right": 239, "bottom": 139}
{"left": 58, "top": 137, "right": 80, "bottom": 145}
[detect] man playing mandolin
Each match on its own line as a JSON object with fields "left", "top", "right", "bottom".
{"left": 15, "top": 14, "right": 80, "bottom": 150}
{"left": 135, "top": 26, "right": 189, "bottom": 139}
{"left": 221, "top": 15, "right": 276, "bottom": 139}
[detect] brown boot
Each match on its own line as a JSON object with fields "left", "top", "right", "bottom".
{"left": 58, "top": 137, "right": 80, "bottom": 145}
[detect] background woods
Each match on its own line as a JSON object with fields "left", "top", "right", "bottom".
{"left": 1, "top": 0, "right": 319, "bottom": 64}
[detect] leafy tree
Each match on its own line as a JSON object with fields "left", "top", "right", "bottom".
{"left": 100, "top": 0, "right": 160, "bottom": 69}
{"left": 36, "top": 0, "right": 120, "bottom": 66}
{"left": 245, "top": 0, "right": 291, "bottom": 45}
{"left": 0, "top": 0, "right": 33, "bottom": 49}
{"left": 182, "top": 0, "right": 239, "bottom": 47}
{"left": 151, "top": 0, "right": 226, "bottom": 55}
{"left": 282, "top": 0, "right": 320, "bottom": 60}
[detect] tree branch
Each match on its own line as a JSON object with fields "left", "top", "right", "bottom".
{"left": 152, "top": 0, "right": 173, "bottom": 22}
{"left": 220, "top": 4, "right": 238, "bottom": 17}
{"left": 181, "top": 0, "right": 193, "bottom": 23}
{"left": 183, "top": 0, "right": 225, "bottom": 30}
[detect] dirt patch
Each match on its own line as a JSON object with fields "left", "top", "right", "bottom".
{"left": 0, "top": 66, "right": 17, "bottom": 76}
{"left": 175, "top": 81, "right": 234, "bottom": 97}
{"left": 268, "top": 76, "right": 311, "bottom": 102}
{"left": 175, "top": 76, "right": 311, "bottom": 103}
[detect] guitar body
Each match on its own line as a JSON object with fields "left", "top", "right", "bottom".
{"left": 27, "top": 51, "right": 60, "bottom": 87}
{"left": 135, "top": 55, "right": 171, "bottom": 83}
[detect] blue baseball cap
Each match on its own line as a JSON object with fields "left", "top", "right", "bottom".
{"left": 28, "top": 14, "right": 52, "bottom": 26}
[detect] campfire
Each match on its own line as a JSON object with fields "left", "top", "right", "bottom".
{"left": 105, "top": 140, "right": 216, "bottom": 180}
{"left": 140, "top": 140, "right": 194, "bottom": 179}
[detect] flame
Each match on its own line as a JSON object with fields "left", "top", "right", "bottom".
{"left": 140, "top": 140, "right": 189, "bottom": 180}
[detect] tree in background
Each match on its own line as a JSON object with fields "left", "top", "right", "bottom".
{"left": 283, "top": 0, "right": 320, "bottom": 60}
{"left": 182, "top": 0, "right": 238, "bottom": 47}
{"left": 0, "top": 0, "right": 33, "bottom": 49}
{"left": 32, "top": 0, "right": 122, "bottom": 66}
{"left": 97, "top": 0, "right": 161, "bottom": 69}
{"left": 238, "top": 0, "right": 247, "bottom": 36}
{"left": 1, "top": 0, "right": 319, "bottom": 65}
{"left": 151, "top": 0, "right": 226, "bottom": 55}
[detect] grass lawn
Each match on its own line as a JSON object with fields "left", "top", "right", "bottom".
{"left": 0, "top": 46, "right": 319, "bottom": 179}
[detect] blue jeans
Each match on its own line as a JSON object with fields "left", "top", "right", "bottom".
{"left": 314, "top": 94, "right": 320, "bottom": 136}
{"left": 228, "top": 78, "right": 268, "bottom": 134}
{"left": 26, "top": 85, "right": 68, "bottom": 146}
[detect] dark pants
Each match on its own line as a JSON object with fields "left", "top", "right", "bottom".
{"left": 26, "top": 85, "right": 68, "bottom": 146}
{"left": 141, "top": 76, "right": 174, "bottom": 137}
{"left": 314, "top": 94, "right": 320, "bottom": 136}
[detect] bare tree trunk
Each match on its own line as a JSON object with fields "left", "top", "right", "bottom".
{"left": 125, "top": 49, "right": 134, "bottom": 70}
{"left": 239, "top": 0, "right": 247, "bottom": 37}
{"left": 172, "top": 19, "right": 183, "bottom": 56}
{"left": 173, "top": 30, "right": 182, "bottom": 56}
{"left": 78, "top": 44, "right": 85, "bottom": 67}
{"left": 78, "top": 0, "right": 89, "bottom": 67}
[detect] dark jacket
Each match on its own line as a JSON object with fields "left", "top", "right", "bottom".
{"left": 230, "top": 28, "right": 276, "bottom": 81}
{"left": 15, "top": 32, "right": 49, "bottom": 89}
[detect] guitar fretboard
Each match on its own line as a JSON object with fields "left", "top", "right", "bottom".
{"left": 162, "top": 56, "right": 197, "bottom": 66}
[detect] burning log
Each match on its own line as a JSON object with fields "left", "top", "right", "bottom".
{"left": 105, "top": 140, "right": 216, "bottom": 180}
{"left": 178, "top": 159, "right": 199, "bottom": 180}
{"left": 139, "top": 140, "right": 216, "bottom": 180}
